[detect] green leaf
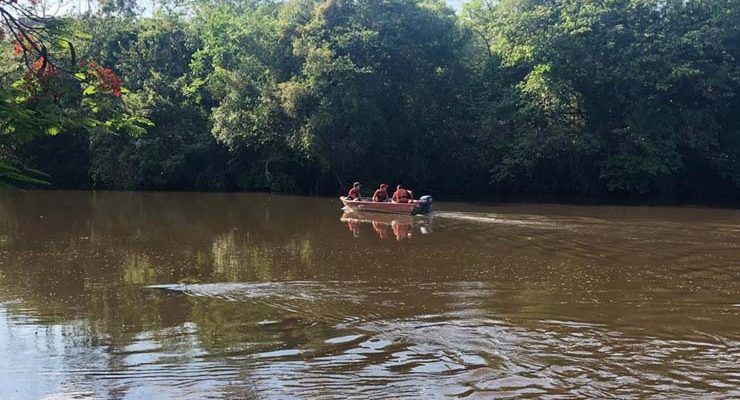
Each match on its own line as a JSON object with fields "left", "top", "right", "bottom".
{"left": 74, "top": 31, "right": 93, "bottom": 40}
{"left": 81, "top": 118, "right": 99, "bottom": 128}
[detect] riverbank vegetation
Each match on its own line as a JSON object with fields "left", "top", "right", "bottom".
{"left": 2, "top": 0, "right": 740, "bottom": 202}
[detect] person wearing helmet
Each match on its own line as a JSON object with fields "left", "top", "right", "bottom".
{"left": 392, "top": 184, "right": 414, "bottom": 203}
{"left": 373, "top": 183, "right": 390, "bottom": 202}
{"left": 347, "top": 182, "right": 362, "bottom": 200}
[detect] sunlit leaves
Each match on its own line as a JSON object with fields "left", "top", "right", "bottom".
{"left": 464, "top": 0, "right": 740, "bottom": 196}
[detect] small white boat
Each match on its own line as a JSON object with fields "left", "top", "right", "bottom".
{"left": 340, "top": 195, "right": 433, "bottom": 215}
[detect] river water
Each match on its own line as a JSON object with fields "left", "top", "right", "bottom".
{"left": 0, "top": 191, "right": 738, "bottom": 399}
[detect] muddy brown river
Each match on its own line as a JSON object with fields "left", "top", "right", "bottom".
{"left": 0, "top": 191, "right": 738, "bottom": 399}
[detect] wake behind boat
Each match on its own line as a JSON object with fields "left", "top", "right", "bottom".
{"left": 340, "top": 195, "right": 433, "bottom": 215}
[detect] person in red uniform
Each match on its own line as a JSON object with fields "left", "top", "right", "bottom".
{"left": 347, "top": 182, "right": 362, "bottom": 200}
{"left": 392, "top": 184, "right": 414, "bottom": 203}
{"left": 373, "top": 183, "right": 390, "bottom": 202}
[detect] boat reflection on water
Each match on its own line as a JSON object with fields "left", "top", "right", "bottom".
{"left": 340, "top": 212, "right": 432, "bottom": 241}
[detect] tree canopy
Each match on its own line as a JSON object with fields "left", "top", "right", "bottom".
{"left": 2, "top": 0, "right": 740, "bottom": 202}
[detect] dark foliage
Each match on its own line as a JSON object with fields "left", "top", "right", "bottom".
{"left": 4, "top": 0, "right": 740, "bottom": 202}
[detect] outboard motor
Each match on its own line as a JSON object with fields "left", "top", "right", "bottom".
{"left": 412, "top": 195, "right": 433, "bottom": 215}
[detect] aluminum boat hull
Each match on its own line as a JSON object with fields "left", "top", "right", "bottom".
{"left": 340, "top": 196, "right": 432, "bottom": 215}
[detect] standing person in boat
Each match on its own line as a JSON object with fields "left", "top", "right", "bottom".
{"left": 392, "top": 184, "right": 414, "bottom": 203}
{"left": 373, "top": 183, "right": 391, "bottom": 202}
{"left": 347, "top": 182, "right": 363, "bottom": 200}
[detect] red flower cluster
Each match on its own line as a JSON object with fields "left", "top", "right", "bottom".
{"left": 23, "top": 55, "right": 57, "bottom": 82}
{"left": 81, "top": 60, "right": 122, "bottom": 97}
{"left": 18, "top": 55, "right": 60, "bottom": 102}
{"left": 13, "top": 41, "right": 23, "bottom": 55}
{"left": 32, "top": 56, "right": 57, "bottom": 76}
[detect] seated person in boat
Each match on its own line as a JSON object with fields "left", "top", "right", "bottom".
{"left": 392, "top": 184, "right": 414, "bottom": 203}
{"left": 373, "top": 183, "right": 391, "bottom": 202}
{"left": 347, "top": 181, "right": 362, "bottom": 200}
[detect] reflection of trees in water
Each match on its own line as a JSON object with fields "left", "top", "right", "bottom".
{"left": 0, "top": 237, "right": 321, "bottom": 341}
{"left": 189, "top": 299, "right": 329, "bottom": 353}
{"left": 288, "top": 238, "right": 315, "bottom": 268}
{"left": 210, "top": 230, "right": 318, "bottom": 282}
{"left": 122, "top": 254, "right": 158, "bottom": 285}
{"left": 0, "top": 198, "right": 17, "bottom": 248}
{"left": 0, "top": 190, "right": 330, "bottom": 389}
{"left": 1, "top": 192, "right": 740, "bottom": 397}
{"left": 211, "top": 230, "right": 275, "bottom": 281}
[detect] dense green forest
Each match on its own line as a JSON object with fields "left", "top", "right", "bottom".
{"left": 2, "top": 0, "right": 740, "bottom": 201}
